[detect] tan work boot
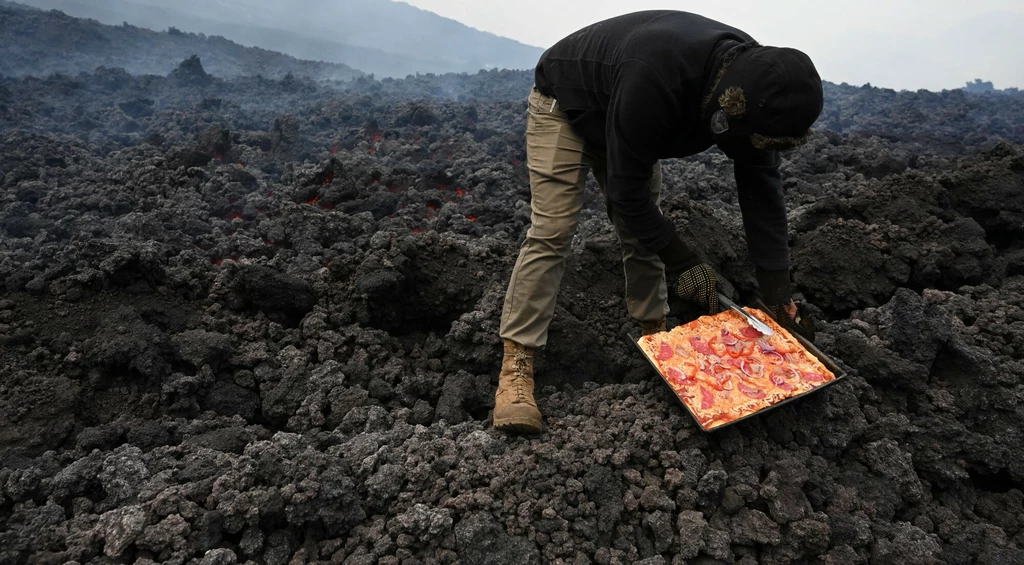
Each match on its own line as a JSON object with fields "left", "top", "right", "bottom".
{"left": 641, "top": 318, "right": 667, "bottom": 336}
{"left": 493, "top": 339, "right": 543, "bottom": 433}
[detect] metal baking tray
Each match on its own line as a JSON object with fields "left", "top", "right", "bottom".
{"left": 630, "top": 310, "right": 846, "bottom": 432}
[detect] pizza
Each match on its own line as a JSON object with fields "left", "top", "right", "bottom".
{"left": 637, "top": 307, "right": 836, "bottom": 430}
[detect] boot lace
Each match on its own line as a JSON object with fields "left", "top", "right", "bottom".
{"left": 511, "top": 348, "right": 531, "bottom": 402}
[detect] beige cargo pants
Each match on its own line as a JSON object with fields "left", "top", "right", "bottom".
{"left": 499, "top": 87, "right": 669, "bottom": 348}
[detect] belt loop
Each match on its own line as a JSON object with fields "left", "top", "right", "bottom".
{"left": 549, "top": 99, "right": 557, "bottom": 112}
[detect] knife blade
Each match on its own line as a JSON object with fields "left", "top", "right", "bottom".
{"left": 718, "top": 293, "right": 774, "bottom": 336}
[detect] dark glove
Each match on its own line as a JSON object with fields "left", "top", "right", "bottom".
{"left": 657, "top": 236, "right": 720, "bottom": 315}
{"left": 756, "top": 267, "right": 816, "bottom": 342}
{"left": 675, "top": 263, "right": 721, "bottom": 315}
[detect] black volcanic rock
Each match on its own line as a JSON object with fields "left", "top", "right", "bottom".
{"left": 455, "top": 513, "right": 541, "bottom": 565}
{"left": 222, "top": 264, "right": 316, "bottom": 325}
{"left": 0, "top": 15, "right": 1022, "bottom": 565}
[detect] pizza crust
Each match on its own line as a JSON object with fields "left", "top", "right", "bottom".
{"left": 637, "top": 307, "right": 836, "bottom": 430}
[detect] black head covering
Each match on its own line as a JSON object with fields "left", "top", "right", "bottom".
{"left": 706, "top": 45, "right": 824, "bottom": 151}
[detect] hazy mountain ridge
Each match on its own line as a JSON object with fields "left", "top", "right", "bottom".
{"left": 11, "top": 0, "right": 545, "bottom": 77}
{"left": 0, "top": 2, "right": 364, "bottom": 81}
{"left": 141, "top": 0, "right": 542, "bottom": 65}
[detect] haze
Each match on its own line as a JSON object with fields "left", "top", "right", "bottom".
{"left": 12, "top": 0, "right": 1023, "bottom": 90}
{"left": 403, "top": 0, "right": 1024, "bottom": 92}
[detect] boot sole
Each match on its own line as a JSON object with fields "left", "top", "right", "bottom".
{"left": 493, "top": 416, "right": 543, "bottom": 434}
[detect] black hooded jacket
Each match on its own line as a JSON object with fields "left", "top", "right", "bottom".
{"left": 534, "top": 10, "right": 791, "bottom": 270}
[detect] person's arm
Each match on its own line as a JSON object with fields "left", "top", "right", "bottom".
{"left": 733, "top": 149, "right": 790, "bottom": 271}
{"left": 604, "top": 58, "right": 680, "bottom": 254}
{"left": 605, "top": 60, "right": 724, "bottom": 313}
{"left": 733, "top": 150, "right": 817, "bottom": 341}
{"left": 732, "top": 149, "right": 792, "bottom": 300}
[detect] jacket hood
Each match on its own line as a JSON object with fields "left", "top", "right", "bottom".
{"left": 702, "top": 43, "right": 824, "bottom": 151}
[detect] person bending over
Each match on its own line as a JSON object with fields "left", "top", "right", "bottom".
{"left": 494, "top": 11, "right": 823, "bottom": 433}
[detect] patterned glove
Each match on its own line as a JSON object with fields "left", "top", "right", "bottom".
{"left": 674, "top": 263, "right": 721, "bottom": 315}
{"left": 656, "top": 235, "right": 721, "bottom": 315}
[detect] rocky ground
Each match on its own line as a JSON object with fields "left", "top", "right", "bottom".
{"left": 1, "top": 51, "right": 1023, "bottom": 565}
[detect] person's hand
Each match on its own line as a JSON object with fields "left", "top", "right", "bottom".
{"left": 672, "top": 263, "right": 721, "bottom": 315}
{"left": 762, "top": 299, "right": 817, "bottom": 342}
{"left": 656, "top": 235, "right": 722, "bottom": 315}
{"left": 756, "top": 267, "right": 816, "bottom": 342}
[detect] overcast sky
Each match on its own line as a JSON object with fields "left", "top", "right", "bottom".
{"left": 401, "top": 0, "right": 1024, "bottom": 91}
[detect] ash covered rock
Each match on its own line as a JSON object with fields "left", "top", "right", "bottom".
{"left": 0, "top": 34, "right": 1022, "bottom": 565}
{"left": 456, "top": 512, "right": 540, "bottom": 565}
{"left": 170, "top": 55, "right": 213, "bottom": 87}
{"left": 82, "top": 306, "right": 177, "bottom": 381}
